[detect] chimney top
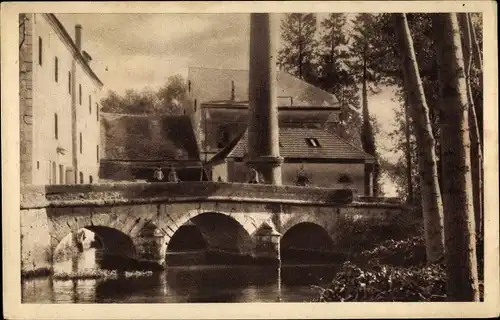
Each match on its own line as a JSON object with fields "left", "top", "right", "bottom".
{"left": 75, "top": 24, "right": 82, "bottom": 51}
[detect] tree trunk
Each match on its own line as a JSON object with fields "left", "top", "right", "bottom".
{"left": 298, "top": 16, "right": 303, "bottom": 79}
{"left": 403, "top": 92, "right": 414, "bottom": 204}
{"left": 432, "top": 13, "right": 480, "bottom": 302}
{"left": 458, "top": 13, "right": 484, "bottom": 239}
{"left": 468, "top": 15, "right": 483, "bottom": 144}
{"left": 394, "top": 13, "right": 445, "bottom": 263}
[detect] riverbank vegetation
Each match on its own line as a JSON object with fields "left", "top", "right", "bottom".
{"left": 315, "top": 235, "right": 484, "bottom": 302}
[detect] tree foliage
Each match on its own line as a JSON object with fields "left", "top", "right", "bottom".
{"left": 100, "top": 74, "right": 188, "bottom": 115}
{"left": 278, "top": 13, "right": 319, "bottom": 83}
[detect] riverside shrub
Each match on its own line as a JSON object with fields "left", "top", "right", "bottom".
{"left": 315, "top": 235, "right": 484, "bottom": 302}
{"left": 315, "top": 236, "right": 447, "bottom": 302}
{"left": 316, "top": 261, "right": 447, "bottom": 302}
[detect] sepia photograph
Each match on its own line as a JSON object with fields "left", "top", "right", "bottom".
{"left": 2, "top": 1, "right": 499, "bottom": 319}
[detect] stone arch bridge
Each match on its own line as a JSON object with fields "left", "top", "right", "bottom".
{"left": 20, "top": 182, "right": 408, "bottom": 275}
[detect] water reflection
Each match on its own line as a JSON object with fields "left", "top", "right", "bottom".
{"left": 22, "top": 250, "right": 340, "bottom": 303}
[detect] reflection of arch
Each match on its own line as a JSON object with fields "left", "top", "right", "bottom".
{"left": 165, "top": 211, "right": 255, "bottom": 255}
{"left": 281, "top": 222, "right": 333, "bottom": 251}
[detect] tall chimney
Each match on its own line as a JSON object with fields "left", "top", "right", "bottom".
{"left": 245, "top": 13, "right": 283, "bottom": 185}
{"left": 75, "top": 24, "right": 82, "bottom": 52}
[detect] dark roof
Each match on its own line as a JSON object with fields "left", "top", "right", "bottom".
{"left": 188, "top": 67, "right": 340, "bottom": 109}
{"left": 101, "top": 113, "right": 200, "bottom": 161}
{"left": 224, "top": 128, "right": 375, "bottom": 161}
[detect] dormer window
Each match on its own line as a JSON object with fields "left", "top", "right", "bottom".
{"left": 306, "top": 138, "right": 321, "bottom": 148}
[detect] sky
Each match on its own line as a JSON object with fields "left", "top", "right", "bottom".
{"left": 57, "top": 13, "right": 401, "bottom": 195}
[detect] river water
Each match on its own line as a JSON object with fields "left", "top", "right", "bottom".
{"left": 22, "top": 249, "right": 342, "bottom": 303}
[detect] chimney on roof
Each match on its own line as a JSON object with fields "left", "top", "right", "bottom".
{"left": 75, "top": 24, "right": 82, "bottom": 52}
{"left": 231, "top": 80, "right": 235, "bottom": 101}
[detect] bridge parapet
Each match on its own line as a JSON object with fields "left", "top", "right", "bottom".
{"left": 21, "top": 182, "right": 354, "bottom": 209}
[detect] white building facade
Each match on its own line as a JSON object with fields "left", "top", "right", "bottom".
{"left": 19, "top": 13, "right": 103, "bottom": 185}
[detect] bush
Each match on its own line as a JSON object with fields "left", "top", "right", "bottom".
{"left": 315, "top": 234, "right": 485, "bottom": 302}
{"left": 334, "top": 213, "right": 422, "bottom": 257}
{"left": 356, "top": 236, "right": 427, "bottom": 267}
{"left": 315, "top": 261, "right": 447, "bottom": 302}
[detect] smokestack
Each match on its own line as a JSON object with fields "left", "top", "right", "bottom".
{"left": 245, "top": 13, "right": 283, "bottom": 185}
{"left": 75, "top": 24, "right": 82, "bottom": 52}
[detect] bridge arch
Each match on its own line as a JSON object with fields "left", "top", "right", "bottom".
{"left": 164, "top": 211, "right": 255, "bottom": 257}
{"left": 280, "top": 221, "right": 335, "bottom": 263}
{"left": 52, "top": 225, "right": 136, "bottom": 269}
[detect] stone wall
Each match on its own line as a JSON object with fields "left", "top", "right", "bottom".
{"left": 21, "top": 208, "right": 52, "bottom": 276}
{"left": 19, "top": 14, "right": 34, "bottom": 185}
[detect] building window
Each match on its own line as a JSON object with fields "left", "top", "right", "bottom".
{"left": 305, "top": 138, "right": 321, "bottom": 148}
{"left": 96, "top": 145, "right": 99, "bottom": 163}
{"left": 37, "top": 161, "right": 39, "bottom": 170}
{"left": 54, "top": 57, "right": 59, "bottom": 82}
{"left": 217, "top": 126, "right": 230, "bottom": 149}
{"left": 194, "top": 99, "right": 197, "bottom": 112}
{"left": 68, "top": 71, "right": 71, "bottom": 93}
{"left": 79, "top": 132, "right": 82, "bottom": 154}
{"left": 338, "top": 174, "right": 353, "bottom": 184}
{"left": 294, "top": 167, "right": 312, "bottom": 186}
{"left": 79, "top": 84, "right": 82, "bottom": 105}
{"left": 51, "top": 162, "right": 57, "bottom": 185}
{"left": 59, "top": 165, "right": 65, "bottom": 184}
{"left": 38, "top": 37, "right": 43, "bottom": 65}
{"left": 79, "top": 171, "right": 84, "bottom": 184}
{"left": 89, "top": 95, "right": 92, "bottom": 114}
{"left": 54, "top": 113, "right": 58, "bottom": 140}
{"left": 188, "top": 80, "right": 191, "bottom": 92}
{"left": 89, "top": 175, "right": 93, "bottom": 184}
{"left": 96, "top": 103, "right": 99, "bottom": 121}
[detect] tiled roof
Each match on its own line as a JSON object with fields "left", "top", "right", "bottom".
{"left": 188, "top": 67, "right": 340, "bottom": 108}
{"left": 226, "top": 128, "right": 374, "bottom": 161}
{"left": 101, "top": 113, "right": 200, "bottom": 161}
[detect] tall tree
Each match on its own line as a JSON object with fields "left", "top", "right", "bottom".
{"left": 317, "top": 13, "right": 363, "bottom": 148}
{"left": 403, "top": 93, "right": 414, "bottom": 204}
{"left": 278, "top": 13, "right": 318, "bottom": 83}
{"left": 432, "top": 13, "right": 479, "bottom": 301}
{"left": 394, "top": 13, "right": 445, "bottom": 263}
{"left": 317, "top": 13, "right": 351, "bottom": 99}
{"left": 457, "top": 13, "right": 484, "bottom": 238}
{"left": 349, "top": 13, "right": 382, "bottom": 196}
